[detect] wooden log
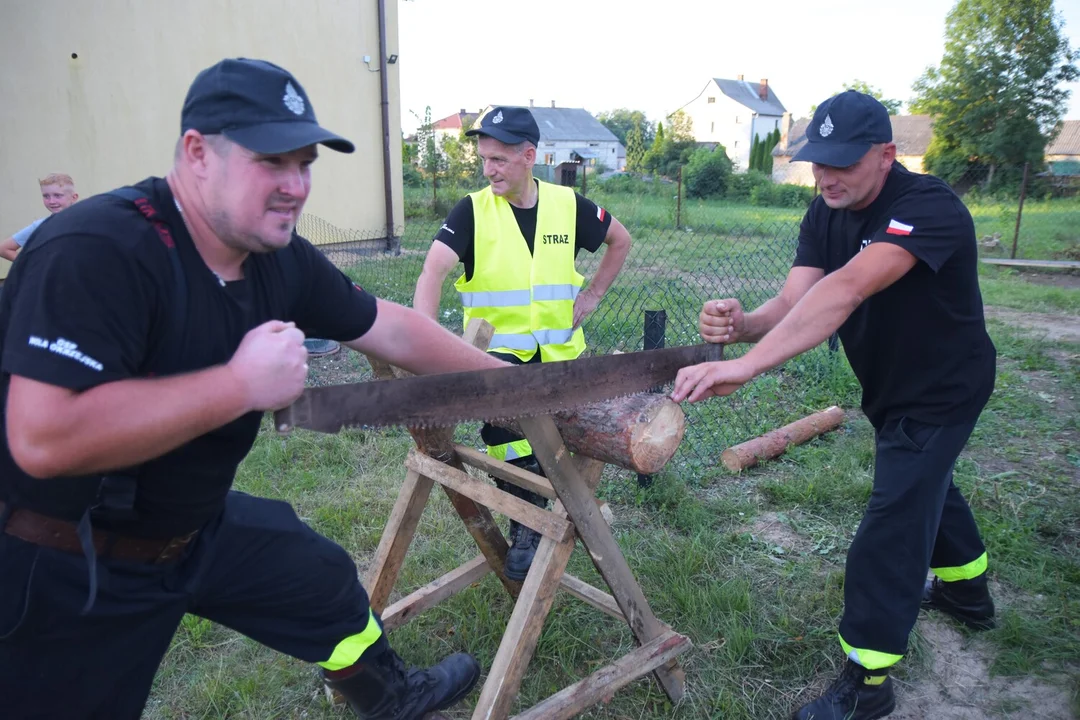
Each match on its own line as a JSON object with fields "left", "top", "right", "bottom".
{"left": 721, "top": 406, "right": 845, "bottom": 472}
{"left": 494, "top": 392, "right": 686, "bottom": 475}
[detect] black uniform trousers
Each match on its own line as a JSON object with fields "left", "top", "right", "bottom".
{"left": 838, "top": 415, "right": 987, "bottom": 667}
{"left": 0, "top": 491, "right": 374, "bottom": 719}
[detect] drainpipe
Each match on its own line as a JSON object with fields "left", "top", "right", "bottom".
{"left": 377, "top": 0, "right": 398, "bottom": 253}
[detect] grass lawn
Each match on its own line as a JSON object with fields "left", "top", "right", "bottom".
{"left": 146, "top": 286, "right": 1079, "bottom": 718}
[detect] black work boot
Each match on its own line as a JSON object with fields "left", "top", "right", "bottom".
{"left": 791, "top": 660, "right": 895, "bottom": 720}
{"left": 922, "top": 573, "right": 995, "bottom": 630}
{"left": 324, "top": 641, "right": 481, "bottom": 720}
{"left": 493, "top": 458, "right": 548, "bottom": 581}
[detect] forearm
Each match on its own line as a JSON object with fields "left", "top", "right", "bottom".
{"left": 740, "top": 296, "right": 796, "bottom": 343}
{"left": 741, "top": 276, "right": 859, "bottom": 375}
{"left": 584, "top": 236, "right": 630, "bottom": 299}
{"left": 347, "top": 300, "right": 506, "bottom": 375}
{"left": 10, "top": 366, "right": 250, "bottom": 478}
{"left": 412, "top": 269, "right": 444, "bottom": 321}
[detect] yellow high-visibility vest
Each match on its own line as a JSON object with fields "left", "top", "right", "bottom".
{"left": 456, "top": 180, "right": 586, "bottom": 363}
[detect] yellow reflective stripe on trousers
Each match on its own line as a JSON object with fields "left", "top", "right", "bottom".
{"left": 488, "top": 438, "right": 532, "bottom": 461}
{"left": 931, "top": 551, "right": 988, "bottom": 582}
{"left": 317, "top": 608, "right": 383, "bottom": 670}
{"left": 838, "top": 634, "right": 902, "bottom": 671}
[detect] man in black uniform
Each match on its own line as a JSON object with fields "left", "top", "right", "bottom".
{"left": 672, "top": 91, "right": 997, "bottom": 720}
{"left": 413, "top": 107, "right": 631, "bottom": 580}
{"left": 0, "top": 58, "right": 504, "bottom": 720}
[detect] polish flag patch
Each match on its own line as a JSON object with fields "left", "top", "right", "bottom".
{"left": 597, "top": 207, "right": 606, "bottom": 222}
{"left": 886, "top": 219, "right": 914, "bottom": 236}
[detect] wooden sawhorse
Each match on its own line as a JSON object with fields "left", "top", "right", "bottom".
{"left": 361, "top": 321, "right": 691, "bottom": 719}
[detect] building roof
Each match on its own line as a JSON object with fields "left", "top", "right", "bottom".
{"left": 775, "top": 114, "right": 933, "bottom": 158}
{"left": 432, "top": 109, "right": 481, "bottom": 131}
{"left": 1046, "top": 119, "right": 1080, "bottom": 156}
{"left": 712, "top": 78, "right": 787, "bottom": 116}
{"left": 483, "top": 105, "right": 620, "bottom": 143}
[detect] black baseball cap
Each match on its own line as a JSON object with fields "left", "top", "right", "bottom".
{"left": 465, "top": 106, "right": 541, "bottom": 146}
{"left": 792, "top": 90, "right": 892, "bottom": 168}
{"left": 181, "top": 58, "right": 355, "bottom": 154}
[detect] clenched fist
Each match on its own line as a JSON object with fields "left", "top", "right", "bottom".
{"left": 699, "top": 299, "right": 745, "bottom": 344}
{"left": 228, "top": 320, "right": 309, "bottom": 411}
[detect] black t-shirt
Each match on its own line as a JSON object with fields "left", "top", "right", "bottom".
{"left": 433, "top": 181, "right": 612, "bottom": 279}
{"left": 793, "top": 162, "right": 996, "bottom": 428}
{"left": 0, "top": 177, "right": 378, "bottom": 537}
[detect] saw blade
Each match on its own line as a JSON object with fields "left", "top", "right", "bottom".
{"left": 275, "top": 343, "right": 722, "bottom": 434}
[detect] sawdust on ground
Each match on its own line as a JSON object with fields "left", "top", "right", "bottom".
{"left": 892, "top": 619, "right": 1076, "bottom": 720}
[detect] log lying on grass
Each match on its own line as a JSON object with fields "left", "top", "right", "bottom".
{"left": 364, "top": 358, "right": 686, "bottom": 475}
{"left": 721, "top": 406, "right": 845, "bottom": 472}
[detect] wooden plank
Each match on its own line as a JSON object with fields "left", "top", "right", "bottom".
{"left": 454, "top": 444, "right": 556, "bottom": 500}
{"left": 509, "top": 630, "right": 692, "bottom": 720}
{"left": 558, "top": 573, "right": 625, "bottom": 622}
{"left": 518, "top": 415, "right": 686, "bottom": 704}
{"left": 381, "top": 555, "right": 490, "bottom": 631}
{"left": 982, "top": 258, "right": 1080, "bottom": 269}
{"left": 471, "top": 506, "right": 577, "bottom": 720}
{"left": 406, "top": 450, "right": 573, "bottom": 542}
{"left": 365, "top": 469, "right": 435, "bottom": 614}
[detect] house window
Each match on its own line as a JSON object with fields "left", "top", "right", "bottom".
{"left": 735, "top": 115, "right": 741, "bottom": 123}
{"left": 543, "top": 153, "right": 555, "bottom": 165}
{"left": 588, "top": 142, "right": 599, "bottom": 147}
{"left": 707, "top": 97, "right": 715, "bottom": 103}
{"left": 710, "top": 122, "right": 715, "bottom": 133}
{"left": 734, "top": 141, "right": 738, "bottom": 149}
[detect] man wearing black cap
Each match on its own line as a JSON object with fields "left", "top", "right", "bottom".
{"left": 0, "top": 58, "right": 497, "bottom": 719}
{"left": 413, "top": 106, "right": 631, "bottom": 580}
{"left": 672, "top": 90, "right": 996, "bottom": 719}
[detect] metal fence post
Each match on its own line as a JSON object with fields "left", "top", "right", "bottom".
{"left": 1010, "top": 161, "right": 1031, "bottom": 260}
{"left": 676, "top": 167, "right": 683, "bottom": 229}
{"left": 638, "top": 309, "right": 667, "bottom": 488}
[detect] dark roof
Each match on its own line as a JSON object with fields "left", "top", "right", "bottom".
{"left": 712, "top": 78, "right": 786, "bottom": 116}
{"left": 775, "top": 114, "right": 933, "bottom": 157}
{"left": 484, "top": 106, "right": 619, "bottom": 143}
{"left": 1047, "top": 120, "right": 1080, "bottom": 156}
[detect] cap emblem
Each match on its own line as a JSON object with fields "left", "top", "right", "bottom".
{"left": 491, "top": 110, "right": 504, "bottom": 124}
{"left": 819, "top": 114, "right": 835, "bottom": 138}
{"left": 284, "top": 82, "right": 305, "bottom": 116}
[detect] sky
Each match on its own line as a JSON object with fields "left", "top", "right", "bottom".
{"left": 396, "top": 0, "right": 1080, "bottom": 135}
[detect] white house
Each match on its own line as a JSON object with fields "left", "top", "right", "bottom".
{"left": 679, "top": 76, "right": 787, "bottom": 171}
{"left": 478, "top": 102, "right": 624, "bottom": 172}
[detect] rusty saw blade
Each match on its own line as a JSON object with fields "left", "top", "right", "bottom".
{"left": 274, "top": 343, "right": 722, "bottom": 434}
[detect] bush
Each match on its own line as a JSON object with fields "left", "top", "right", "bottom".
{"left": 683, "top": 147, "right": 734, "bottom": 199}
{"left": 594, "top": 172, "right": 666, "bottom": 196}
{"left": 726, "top": 170, "right": 773, "bottom": 201}
{"left": 402, "top": 164, "right": 424, "bottom": 188}
{"left": 750, "top": 182, "right": 815, "bottom": 208}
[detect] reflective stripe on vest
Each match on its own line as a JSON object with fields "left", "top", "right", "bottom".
{"left": 456, "top": 181, "right": 586, "bottom": 362}
{"left": 488, "top": 438, "right": 532, "bottom": 461}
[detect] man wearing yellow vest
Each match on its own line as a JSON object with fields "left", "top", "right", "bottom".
{"left": 414, "top": 106, "right": 632, "bottom": 579}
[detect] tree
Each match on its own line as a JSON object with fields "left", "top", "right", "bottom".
{"left": 684, "top": 146, "right": 734, "bottom": 198}
{"left": 413, "top": 106, "right": 445, "bottom": 204}
{"left": 624, "top": 123, "right": 646, "bottom": 171}
{"left": 596, "top": 108, "right": 656, "bottom": 147}
{"left": 810, "top": 80, "right": 904, "bottom": 116}
{"left": 910, "top": 0, "right": 1078, "bottom": 186}
{"left": 749, "top": 135, "right": 761, "bottom": 171}
{"left": 642, "top": 116, "right": 697, "bottom": 178}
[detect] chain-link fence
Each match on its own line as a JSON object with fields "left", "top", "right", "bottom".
{"left": 931, "top": 161, "right": 1080, "bottom": 262}
{"left": 299, "top": 157, "right": 1077, "bottom": 478}
{"left": 298, "top": 213, "right": 861, "bottom": 480}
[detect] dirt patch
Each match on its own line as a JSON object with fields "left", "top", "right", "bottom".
{"left": 305, "top": 345, "right": 373, "bottom": 387}
{"left": 984, "top": 307, "right": 1080, "bottom": 344}
{"left": 1005, "top": 271, "right": 1080, "bottom": 291}
{"left": 742, "top": 511, "right": 811, "bottom": 553}
{"left": 893, "top": 619, "right": 1075, "bottom": 719}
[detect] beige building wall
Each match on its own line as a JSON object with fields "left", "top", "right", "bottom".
{"left": 1, "top": 0, "right": 403, "bottom": 279}
{"left": 771, "top": 157, "right": 816, "bottom": 187}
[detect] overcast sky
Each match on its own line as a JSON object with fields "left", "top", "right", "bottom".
{"left": 397, "top": 0, "right": 1080, "bottom": 133}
